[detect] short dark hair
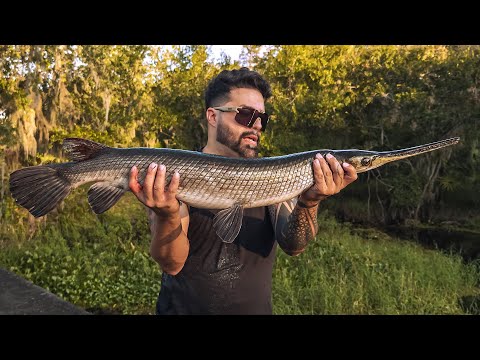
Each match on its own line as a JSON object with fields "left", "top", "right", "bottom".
{"left": 204, "top": 67, "right": 272, "bottom": 109}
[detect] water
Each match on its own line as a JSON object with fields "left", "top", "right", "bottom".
{"left": 355, "top": 224, "right": 480, "bottom": 314}
{"left": 384, "top": 226, "right": 480, "bottom": 261}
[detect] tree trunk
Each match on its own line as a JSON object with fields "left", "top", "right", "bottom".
{"left": 1, "top": 161, "right": 4, "bottom": 200}
{"left": 0, "top": 161, "right": 4, "bottom": 219}
{"left": 414, "top": 157, "right": 442, "bottom": 221}
{"left": 367, "top": 171, "right": 371, "bottom": 222}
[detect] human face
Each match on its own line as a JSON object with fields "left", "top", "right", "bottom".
{"left": 214, "top": 88, "right": 265, "bottom": 158}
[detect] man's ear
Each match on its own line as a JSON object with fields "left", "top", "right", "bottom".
{"left": 206, "top": 108, "right": 217, "bottom": 128}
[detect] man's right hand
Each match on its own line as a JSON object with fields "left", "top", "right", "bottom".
{"left": 129, "top": 163, "right": 181, "bottom": 218}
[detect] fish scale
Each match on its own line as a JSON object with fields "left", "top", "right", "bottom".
{"left": 9, "top": 137, "right": 460, "bottom": 243}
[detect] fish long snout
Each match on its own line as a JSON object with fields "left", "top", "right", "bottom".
{"left": 379, "top": 137, "right": 460, "bottom": 161}
{"left": 339, "top": 137, "right": 461, "bottom": 173}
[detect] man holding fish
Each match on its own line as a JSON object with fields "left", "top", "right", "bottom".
{"left": 129, "top": 67, "right": 358, "bottom": 315}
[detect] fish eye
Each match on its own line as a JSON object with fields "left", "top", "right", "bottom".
{"left": 361, "top": 157, "right": 371, "bottom": 166}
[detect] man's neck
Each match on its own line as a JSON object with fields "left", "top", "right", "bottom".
{"left": 202, "top": 142, "right": 240, "bottom": 158}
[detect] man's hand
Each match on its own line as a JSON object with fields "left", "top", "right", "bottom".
{"left": 299, "top": 153, "right": 358, "bottom": 207}
{"left": 129, "top": 162, "right": 181, "bottom": 218}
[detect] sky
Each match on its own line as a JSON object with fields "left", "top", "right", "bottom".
{"left": 210, "top": 45, "right": 243, "bottom": 61}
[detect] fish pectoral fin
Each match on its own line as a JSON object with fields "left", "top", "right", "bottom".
{"left": 213, "top": 203, "right": 244, "bottom": 244}
{"left": 87, "top": 182, "right": 126, "bottom": 214}
{"left": 63, "top": 138, "right": 109, "bottom": 161}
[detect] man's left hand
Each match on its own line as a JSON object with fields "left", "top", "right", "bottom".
{"left": 299, "top": 153, "right": 358, "bottom": 207}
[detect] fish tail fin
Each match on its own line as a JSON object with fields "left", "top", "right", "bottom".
{"left": 9, "top": 165, "right": 72, "bottom": 217}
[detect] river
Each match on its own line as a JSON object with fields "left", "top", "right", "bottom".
{"left": 384, "top": 225, "right": 480, "bottom": 261}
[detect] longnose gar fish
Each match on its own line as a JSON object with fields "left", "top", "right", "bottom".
{"left": 9, "top": 137, "right": 460, "bottom": 243}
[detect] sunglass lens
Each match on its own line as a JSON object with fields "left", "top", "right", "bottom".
{"left": 235, "top": 108, "right": 254, "bottom": 126}
{"left": 235, "top": 108, "right": 269, "bottom": 130}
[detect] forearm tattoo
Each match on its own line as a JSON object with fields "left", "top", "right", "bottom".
{"left": 271, "top": 199, "right": 319, "bottom": 256}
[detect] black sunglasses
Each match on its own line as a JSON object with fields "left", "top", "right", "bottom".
{"left": 213, "top": 106, "right": 269, "bottom": 130}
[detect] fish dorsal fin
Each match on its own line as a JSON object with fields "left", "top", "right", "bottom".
{"left": 87, "top": 182, "right": 126, "bottom": 214}
{"left": 213, "top": 203, "right": 244, "bottom": 244}
{"left": 63, "top": 138, "right": 109, "bottom": 161}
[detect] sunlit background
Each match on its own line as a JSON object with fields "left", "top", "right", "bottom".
{"left": 210, "top": 45, "right": 243, "bottom": 62}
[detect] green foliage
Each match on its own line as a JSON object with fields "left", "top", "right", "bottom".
{"left": 272, "top": 212, "right": 480, "bottom": 314}
{"left": 388, "top": 170, "right": 423, "bottom": 208}
{"left": 1, "top": 240, "right": 160, "bottom": 314}
{"left": 1, "top": 208, "right": 477, "bottom": 314}
{"left": 255, "top": 45, "right": 480, "bottom": 223}
{"left": 149, "top": 45, "right": 225, "bottom": 150}
{"left": 0, "top": 189, "right": 159, "bottom": 314}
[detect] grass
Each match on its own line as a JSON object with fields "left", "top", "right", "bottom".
{"left": 273, "top": 213, "right": 480, "bottom": 314}
{"left": 0, "top": 190, "right": 161, "bottom": 315}
{"left": 1, "top": 189, "right": 479, "bottom": 315}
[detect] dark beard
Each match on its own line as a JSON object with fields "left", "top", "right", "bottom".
{"left": 216, "top": 122, "right": 260, "bottom": 158}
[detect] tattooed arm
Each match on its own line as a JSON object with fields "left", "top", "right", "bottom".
{"left": 269, "top": 153, "right": 358, "bottom": 256}
{"left": 268, "top": 198, "right": 319, "bottom": 256}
